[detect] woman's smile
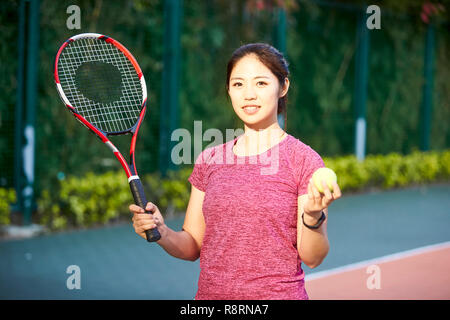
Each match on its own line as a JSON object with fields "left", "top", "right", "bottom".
{"left": 242, "top": 105, "right": 261, "bottom": 115}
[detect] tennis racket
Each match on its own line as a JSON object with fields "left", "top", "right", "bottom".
{"left": 54, "top": 33, "right": 161, "bottom": 242}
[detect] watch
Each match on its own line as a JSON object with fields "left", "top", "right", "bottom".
{"left": 302, "top": 211, "right": 326, "bottom": 229}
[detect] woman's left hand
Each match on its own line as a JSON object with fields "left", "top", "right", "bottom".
{"left": 303, "top": 178, "right": 342, "bottom": 216}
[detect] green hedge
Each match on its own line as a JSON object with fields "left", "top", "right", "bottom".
{"left": 0, "top": 188, "right": 16, "bottom": 225}
{"left": 0, "top": 149, "right": 448, "bottom": 230}
{"left": 36, "top": 171, "right": 132, "bottom": 230}
{"left": 35, "top": 168, "right": 193, "bottom": 231}
{"left": 325, "top": 149, "right": 450, "bottom": 191}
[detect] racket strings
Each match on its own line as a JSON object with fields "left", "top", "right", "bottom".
{"left": 58, "top": 38, "right": 143, "bottom": 133}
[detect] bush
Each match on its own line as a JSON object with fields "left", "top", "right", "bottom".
{"left": 0, "top": 188, "right": 16, "bottom": 225}
{"left": 37, "top": 171, "right": 131, "bottom": 230}
{"left": 36, "top": 168, "right": 193, "bottom": 231}
{"left": 324, "top": 149, "right": 450, "bottom": 192}
{"left": 145, "top": 167, "right": 192, "bottom": 218}
{"left": 34, "top": 149, "right": 450, "bottom": 231}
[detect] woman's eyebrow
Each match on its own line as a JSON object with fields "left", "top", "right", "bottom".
{"left": 230, "top": 76, "right": 271, "bottom": 80}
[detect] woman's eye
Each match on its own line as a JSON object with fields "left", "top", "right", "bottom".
{"left": 232, "top": 82, "right": 243, "bottom": 87}
{"left": 256, "top": 81, "right": 267, "bottom": 86}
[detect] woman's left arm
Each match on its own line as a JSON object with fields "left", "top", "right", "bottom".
{"left": 297, "top": 179, "right": 342, "bottom": 268}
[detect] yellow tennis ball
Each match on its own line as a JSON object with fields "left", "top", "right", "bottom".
{"left": 312, "top": 167, "right": 337, "bottom": 193}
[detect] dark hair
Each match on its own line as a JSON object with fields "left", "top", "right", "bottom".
{"left": 226, "top": 43, "right": 290, "bottom": 128}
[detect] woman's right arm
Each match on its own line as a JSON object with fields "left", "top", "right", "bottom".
{"left": 130, "top": 185, "right": 206, "bottom": 261}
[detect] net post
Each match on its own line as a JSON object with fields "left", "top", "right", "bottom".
{"left": 354, "top": 7, "right": 370, "bottom": 162}
{"left": 13, "top": 0, "right": 26, "bottom": 215}
{"left": 22, "top": 0, "right": 40, "bottom": 225}
{"left": 420, "top": 23, "right": 435, "bottom": 152}
{"left": 159, "top": 0, "right": 182, "bottom": 177}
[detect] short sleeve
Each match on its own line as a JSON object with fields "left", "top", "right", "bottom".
{"left": 287, "top": 137, "right": 325, "bottom": 196}
{"left": 188, "top": 148, "right": 211, "bottom": 192}
{"left": 297, "top": 146, "right": 325, "bottom": 195}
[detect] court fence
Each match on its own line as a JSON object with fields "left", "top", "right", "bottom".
{"left": 0, "top": 0, "right": 448, "bottom": 224}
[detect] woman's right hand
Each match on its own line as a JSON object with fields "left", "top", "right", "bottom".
{"left": 130, "top": 202, "right": 165, "bottom": 240}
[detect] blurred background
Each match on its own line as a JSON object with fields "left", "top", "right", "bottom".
{"left": 0, "top": 0, "right": 449, "bottom": 300}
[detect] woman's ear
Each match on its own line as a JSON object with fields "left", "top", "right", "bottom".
{"left": 279, "top": 78, "right": 290, "bottom": 98}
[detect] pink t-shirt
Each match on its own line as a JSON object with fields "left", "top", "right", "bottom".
{"left": 188, "top": 134, "right": 324, "bottom": 300}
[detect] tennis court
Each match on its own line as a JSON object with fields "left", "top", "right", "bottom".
{"left": 306, "top": 242, "right": 450, "bottom": 299}
{"left": 1, "top": 183, "right": 449, "bottom": 300}
{"left": 2, "top": 0, "right": 449, "bottom": 303}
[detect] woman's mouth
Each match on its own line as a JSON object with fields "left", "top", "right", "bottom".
{"left": 242, "top": 105, "right": 260, "bottom": 115}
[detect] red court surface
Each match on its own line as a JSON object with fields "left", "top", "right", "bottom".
{"left": 305, "top": 242, "right": 450, "bottom": 300}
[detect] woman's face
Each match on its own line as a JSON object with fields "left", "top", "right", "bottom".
{"left": 228, "top": 54, "right": 288, "bottom": 129}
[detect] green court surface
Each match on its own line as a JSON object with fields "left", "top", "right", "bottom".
{"left": 1, "top": 184, "right": 449, "bottom": 299}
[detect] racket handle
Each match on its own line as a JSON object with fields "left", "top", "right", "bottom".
{"left": 129, "top": 178, "right": 162, "bottom": 242}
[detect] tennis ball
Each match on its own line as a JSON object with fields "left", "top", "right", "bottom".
{"left": 312, "top": 167, "right": 337, "bottom": 193}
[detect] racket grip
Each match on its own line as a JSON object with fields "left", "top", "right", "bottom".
{"left": 129, "top": 178, "right": 161, "bottom": 242}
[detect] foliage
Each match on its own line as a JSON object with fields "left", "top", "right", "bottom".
{"left": 0, "top": 188, "right": 16, "bottom": 225}
{"left": 0, "top": 0, "right": 20, "bottom": 188}
{"left": 31, "top": 149, "right": 450, "bottom": 230}
{"left": 36, "top": 171, "right": 131, "bottom": 230}
{"left": 144, "top": 167, "right": 192, "bottom": 218}
{"left": 36, "top": 167, "right": 192, "bottom": 230}
{"left": 324, "top": 149, "right": 450, "bottom": 191}
{"left": 1, "top": 0, "right": 449, "bottom": 203}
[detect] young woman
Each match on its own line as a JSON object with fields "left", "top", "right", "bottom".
{"left": 130, "top": 43, "right": 342, "bottom": 300}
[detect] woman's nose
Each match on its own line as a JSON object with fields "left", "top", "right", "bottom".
{"left": 244, "top": 84, "right": 257, "bottom": 100}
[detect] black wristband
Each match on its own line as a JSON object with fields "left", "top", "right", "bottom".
{"left": 302, "top": 211, "right": 326, "bottom": 229}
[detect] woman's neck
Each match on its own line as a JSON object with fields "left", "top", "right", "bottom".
{"left": 244, "top": 122, "right": 284, "bottom": 140}
{"left": 234, "top": 122, "right": 286, "bottom": 156}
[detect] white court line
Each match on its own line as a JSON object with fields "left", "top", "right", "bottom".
{"left": 306, "top": 241, "right": 450, "bottom": 281}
